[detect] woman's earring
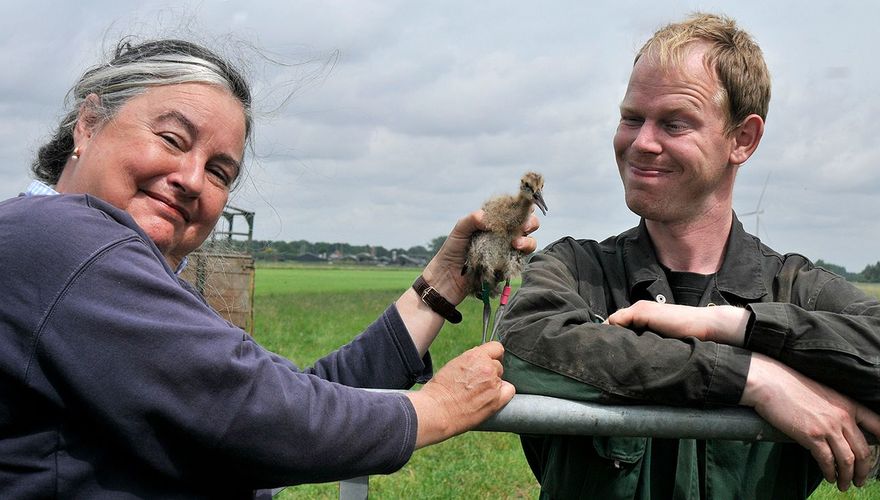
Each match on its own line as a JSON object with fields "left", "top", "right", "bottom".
{"left": 71, "top": 147, "right": 80, "bottom": 160}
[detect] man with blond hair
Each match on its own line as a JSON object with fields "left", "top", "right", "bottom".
{"left": 500, "top": 13, "right": 880, "bottom": 499}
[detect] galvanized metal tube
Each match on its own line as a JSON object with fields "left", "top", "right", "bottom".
{"left": 368, "top": 391, "right": 877, "bottom": 443}
{"left": 473, "top": 394, "right": 790, "bottom": 441}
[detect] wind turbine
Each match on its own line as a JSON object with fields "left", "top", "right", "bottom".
{"left": 741, "top": 172, "right": 770, "bottom": 238}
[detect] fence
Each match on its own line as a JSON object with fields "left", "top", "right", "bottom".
{"left": 180, "top": 251, "right": 255, "bottom": 334}
{"left": 322, "top": 393, "right": 877, "bottom": 499}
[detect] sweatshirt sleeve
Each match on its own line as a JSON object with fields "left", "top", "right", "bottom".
{"left": 305, "top": 303, "right": 433, "bottom": 388}
{"left": 30, "top": 237, "right": 419, "bottom": 486}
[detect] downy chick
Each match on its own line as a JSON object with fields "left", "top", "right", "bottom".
{"left": 463, "top": 171, "right": 548, "bottom": 298}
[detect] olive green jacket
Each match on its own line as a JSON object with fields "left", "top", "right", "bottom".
{"left": 500, "top": 216, "right": 880, "bottom": 499}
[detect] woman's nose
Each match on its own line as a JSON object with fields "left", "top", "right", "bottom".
{"left": 167, "top": 158, "right": 205, "bottom": 197}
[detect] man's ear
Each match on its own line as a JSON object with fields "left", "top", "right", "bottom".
{"left": 72, "top": 94, "right": 103, "bottom": 146}
{"left": 729, "top": 114, "right": 764, "bottom": 166}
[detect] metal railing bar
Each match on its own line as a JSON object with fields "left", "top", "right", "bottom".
{"left": 324, "top": 392, "right": 878, "bottom": 499}
{"left": 475, "top": 393, "right": 790, "bottom": 441}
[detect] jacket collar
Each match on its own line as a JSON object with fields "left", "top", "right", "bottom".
{"left": 714, "top": 214, "right": 768, "bottom": 300}
{"left": 622, "top": 213, "right": 768, "bottom": 303}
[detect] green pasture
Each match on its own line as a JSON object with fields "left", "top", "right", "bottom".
{"left": 251, "top": 265, "right": 878, "bottom": 499}
{"left": 859, "top": 282, "right": 880, "bottom": 300}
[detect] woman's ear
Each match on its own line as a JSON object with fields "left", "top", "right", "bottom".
{"left": 729, "top": 114, "right": 764, "bottom": 166}
{"left": 72, "top": 94, "right": 103, "bottom": 146}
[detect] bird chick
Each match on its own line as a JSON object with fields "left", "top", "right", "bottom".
{"left": 464, "top": 171, "right": 547, "bottom": 342}
{"left": 463, "top": 171, "right": 548, "bottom": 298}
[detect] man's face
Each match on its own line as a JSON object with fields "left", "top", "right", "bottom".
{"left": 613, "top": 44, "right": 739, "bottom": 224}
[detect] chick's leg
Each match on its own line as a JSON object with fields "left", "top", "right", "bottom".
{"left": 481, "top": 282, "right": 491, "bottom": 343}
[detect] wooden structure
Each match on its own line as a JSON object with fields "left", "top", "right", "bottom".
{"left": 181, "top": 206, "right": 256, "bottom": 334}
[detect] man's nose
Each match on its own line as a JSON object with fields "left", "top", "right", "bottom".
{"left": 632, "top": 122, "right": 662, "bottom": 154}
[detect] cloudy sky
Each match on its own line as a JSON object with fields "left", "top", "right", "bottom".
{"left": 2, "top": 0, "right": 877, "bottom": 271}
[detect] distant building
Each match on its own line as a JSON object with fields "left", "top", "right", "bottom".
{"left": 290, "top": 253, "right": 326, "bottom": 263}
{"left": 356, "top": 252, "right": 376, "bottom": 263}
{"left": 395, "top": 254, "right": 426, "bottom": 267}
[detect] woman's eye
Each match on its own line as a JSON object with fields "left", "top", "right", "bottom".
{"left": 208, "top": 166, "right": 231, "bottom": 187}
{"left": 161, "top": 134, "right": 182, "bottom": 149}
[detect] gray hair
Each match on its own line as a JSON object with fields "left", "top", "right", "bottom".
{"left": 32, "top": 38, "right": 252, "bottom": 186}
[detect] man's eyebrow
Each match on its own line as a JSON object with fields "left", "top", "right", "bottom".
{"left": 619, "top": 102, "right": 701, "bottom": 117}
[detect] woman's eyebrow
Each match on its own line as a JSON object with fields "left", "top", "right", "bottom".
{"left": 156, "top": 110, "right": 242, "bottom": 174}
{"left": 156, "top": 110, "right": 198, "bottom": 139}
{"left": 214, "top": 153, "right": 242, "bottom": 179}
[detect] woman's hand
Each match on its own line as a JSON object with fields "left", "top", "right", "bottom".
{"left": 396, "top": 210, "right": 539, "bottom": 356}
{"left": 406, "top": 341, "right": 515, "bottom": 448}
{"left": 422, "top": 210, "right": 540, "bottom": 306}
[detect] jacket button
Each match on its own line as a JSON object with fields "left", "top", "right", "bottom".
{"left": 655, "top": 294, "right": 667, "bottom": 304}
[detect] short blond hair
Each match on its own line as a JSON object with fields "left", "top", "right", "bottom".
{"left": 636, "top": 13, "right": 771, "bottom": 133}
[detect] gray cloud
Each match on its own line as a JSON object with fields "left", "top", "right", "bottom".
{"left": 2, "top": 0, "right": 878, "bottom": 271}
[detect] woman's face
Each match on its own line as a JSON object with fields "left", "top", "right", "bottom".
{"left": 57, "top": 83, "right": 247, "bottom": 267}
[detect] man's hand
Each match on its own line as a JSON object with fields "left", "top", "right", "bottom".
{"left": 406, "top": 341, "right": 515, "bottom": 449}
{"left": 605, "top": 300, "right": 750, "bottom": 346}
{"left": 741, "top": 353, "right": 880, "bottom": 491}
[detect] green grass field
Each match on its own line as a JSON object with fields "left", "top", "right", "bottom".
{"left": 252, "top": 265, "right": 878, "bottom": 499}
{"left": 858, "top": 282, "right": 880, "bottom": 301}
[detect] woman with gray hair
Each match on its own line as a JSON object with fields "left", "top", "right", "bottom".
{"left": 0, "top": 38, "right": 536, "bottom": 497}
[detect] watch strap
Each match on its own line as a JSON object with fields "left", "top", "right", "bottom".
{"left": 412, "top": 275, "right": 462, "bottom": 324}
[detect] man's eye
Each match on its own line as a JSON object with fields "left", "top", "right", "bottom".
{"left": 664, "top": 121, "right": 689, "bottom": 132}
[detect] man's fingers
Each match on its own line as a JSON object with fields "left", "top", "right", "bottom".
{"left": 605, "top": 307, "right": 633, "bottom": 327}
{"left": 810, "top": 441, "right": 838, "bottom": 485}
{"left": 852, "top": 403, "right": 880, "bottom": 486}
{"left": 843, "top": 425, "right": 874, "bottom": 488}
{"left": 827, "top": 434, "right": 855, "bottom": 491}
{"left": 856, "top": 403, "right": 880, "bottom": 443}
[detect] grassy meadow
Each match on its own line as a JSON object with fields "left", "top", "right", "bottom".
{"left": 251, "top": 264, "right": 879, "bottom": 499}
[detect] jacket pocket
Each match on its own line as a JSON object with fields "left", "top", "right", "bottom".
{"left": 593, "top": 436, "right": 647, "bottom": 466}
{"left": 540, "top": 436, "right": 648, "bottom": 498}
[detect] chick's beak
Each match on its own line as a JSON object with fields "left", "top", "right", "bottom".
{"left": 533, "top": 191, "right": 548, "bottom": 216}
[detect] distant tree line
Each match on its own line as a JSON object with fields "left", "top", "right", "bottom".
{"left": 205, "top": 237, "right": 879, "bottom": 282}
{"left": 814, "top": 260, "right": 880, "bottom": 283}
{"left": 207, "top": 236, "right": 449, "bottom": 265}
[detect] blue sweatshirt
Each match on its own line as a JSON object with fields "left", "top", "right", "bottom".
{"left": 0, "top": 194, "right": 430, "bottom": 498}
